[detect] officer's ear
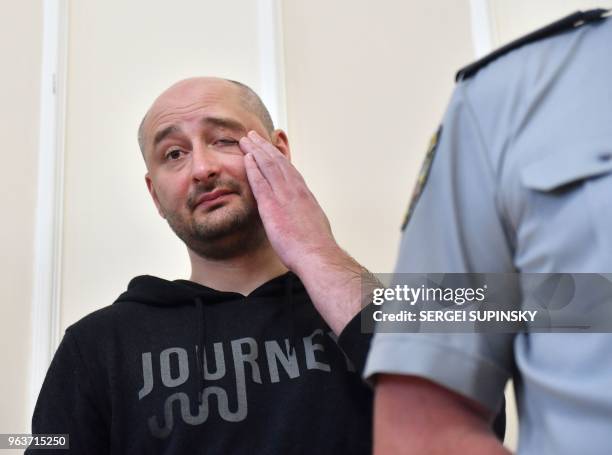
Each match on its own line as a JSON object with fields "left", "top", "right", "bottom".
{"left": 145, "top": 173, "right": 166, "bottom": 219}
{"left": 270, "top": 129, "right": 291, "bottom": 162}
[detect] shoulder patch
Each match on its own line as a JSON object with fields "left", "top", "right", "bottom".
{"left": 401, "top": 126, "right": 442, "bottom": 231}
{"left": 456, "top": 8, "right": 610, "bottom": 81}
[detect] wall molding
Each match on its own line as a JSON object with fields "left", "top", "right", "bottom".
{"left": 469, "top": 0, "right": 496, "bottom": 58}
{"left": 29, "top": 0, "right": 69, "bottom": 420}
{"left": 256, "top": 0, "right": 288, "bottom": 132}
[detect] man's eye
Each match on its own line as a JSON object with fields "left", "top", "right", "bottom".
{"left": 216, "top": 139, "right": 238, "bottom": 146}
{"left": 165, "top": 149, "right": 184, "bottom": 160}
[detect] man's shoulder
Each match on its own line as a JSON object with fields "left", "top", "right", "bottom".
{"left": 64, "top": 303, "right": 123, "bottom": 339}
{"left": 443, "top": 10, "right": 611, "bottom": 152}
{"left": 65, "top": 274, "right": 173, "bottom": 336}
{"left": 456, "top": 9, "right": 610, "bottom": 82}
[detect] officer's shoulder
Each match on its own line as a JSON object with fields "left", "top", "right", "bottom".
{"left": 456, "top": 8, "right": 610, "bottom": 82}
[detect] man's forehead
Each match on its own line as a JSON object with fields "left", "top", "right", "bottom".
{"left": 148, "top": 79, "right": 240, "bottom": 120}
{"left": 139, "top": 78, "right": 249, "bottom": 149}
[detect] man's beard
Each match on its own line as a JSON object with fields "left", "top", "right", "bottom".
{"left": 164, "top": 182, "right": 266, "bottom": 260}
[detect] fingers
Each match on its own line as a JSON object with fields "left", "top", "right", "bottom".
{"left": 243, "top": 153, "right": 272, "bottom": 201}
{"left": 247, "top": 130, "right": 287, "bottom": 160}
{"left": 239, "top": 131, "right": 290, "bottom": 183}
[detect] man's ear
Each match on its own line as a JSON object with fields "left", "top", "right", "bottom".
{"left": 271, "top": 129, "right": 291, "bottom": 161}
{"left": 145, "top": 173, "right": 166, "bottom": 219}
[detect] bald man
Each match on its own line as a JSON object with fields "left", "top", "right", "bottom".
{"left": 28, "top": 78, "right": 373, "bottom": 454}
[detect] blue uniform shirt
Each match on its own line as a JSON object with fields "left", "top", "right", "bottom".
{"left": 365, "top": 13, "right": 612, "bottom": 455}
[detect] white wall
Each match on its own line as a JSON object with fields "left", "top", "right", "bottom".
{"left": 489, "top": 0, "right": 612, "bottom": 45}
{"left": 0, "top": 1, "right": 42, "bottom": 445}
{"left": 282, "top": 0, "right": 475, "bottom": 273}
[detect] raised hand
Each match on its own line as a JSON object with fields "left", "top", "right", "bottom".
{"left": 239, "top": 130, "right": 368, "bottom": 334}
{"left": 238, "top": 130, "right": 337, "bottom": 272}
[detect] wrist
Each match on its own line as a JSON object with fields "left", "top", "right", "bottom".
{"left": 288, "top": 241, "right": 374, "bottom": 335}
{"left": 292, "top": 241, "right": 347, "bottom": 277}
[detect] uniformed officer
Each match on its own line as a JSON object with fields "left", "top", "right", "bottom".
{"left": 364, "top": 9, "right": 612, "bottom": 455}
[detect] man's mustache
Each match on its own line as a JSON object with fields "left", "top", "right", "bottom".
{"left": 187, "top": 180, "right": 242, "bottom": 210}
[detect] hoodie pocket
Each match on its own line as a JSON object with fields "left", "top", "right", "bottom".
{"left": 520, "top": 148, "right": 612, "bottom": 191}
{"left": 516, "top": 146, "right": 612, "bottom": 270}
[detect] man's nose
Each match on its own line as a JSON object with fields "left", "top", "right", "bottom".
{"left": 190, "top": 144, "right": 221, "bottom": 182}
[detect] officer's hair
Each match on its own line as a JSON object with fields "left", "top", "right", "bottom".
{"left": 137, "top": 79, "right": 274, "bottom": 158}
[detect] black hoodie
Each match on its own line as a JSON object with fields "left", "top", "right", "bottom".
{"left": 28, "top": 272, "right": 373, "bottom": 454}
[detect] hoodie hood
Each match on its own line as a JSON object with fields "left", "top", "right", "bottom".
{"left": 115, "top": 272, "right": 302, "bottom": 306}
{"left": 114, "top": 272, "right": 301, "bottom": 405}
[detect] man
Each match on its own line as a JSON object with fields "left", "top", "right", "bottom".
{"left": 28, "top": 77, "right": 373, "bottom": 454}
{"left": 364, "top": 9, "right": 612, "bottom": 454}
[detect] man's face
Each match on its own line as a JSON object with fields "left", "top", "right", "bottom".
{"left": 142, "top": 79, "right": 278, "bottom": 259}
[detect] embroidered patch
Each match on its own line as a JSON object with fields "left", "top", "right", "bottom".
{"left": 401, "top": 126, "right": 442, "bottom": 231}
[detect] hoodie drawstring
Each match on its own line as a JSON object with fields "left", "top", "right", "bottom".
{"left": 195, "top": 297, "right": 206, "bottom": 405}
{"left": 195, "top": 274, "right": 295, "bottom": 405}
{"left": 284, "top": 274, "right": 297, "bottom": 356}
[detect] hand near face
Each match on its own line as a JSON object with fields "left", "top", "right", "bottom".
{"left": 239, "top": 131, "right": 371, "bottom": 335}
{"left": 238, "top": 130, "right": 337, "bottom": 272}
